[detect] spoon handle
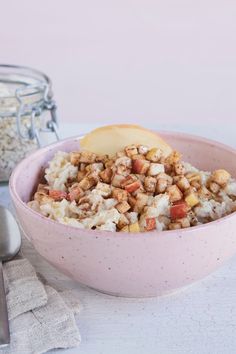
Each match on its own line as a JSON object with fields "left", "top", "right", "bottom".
{"left": 0, "top": 261, "right": 10, "bottom": 347}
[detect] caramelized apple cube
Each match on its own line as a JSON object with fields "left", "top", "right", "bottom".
{"left": 170, "top": 201, "right": 188, "bottom": 219}
{"left": 132, "top": 159, "right": 150, "bottom": 174}
{"left": 146, "top": 217, "right": 156, "bottom": 231}
{"left": 134, "top": 193, "right": 149, "bottom": 213}
{"left": 99, "top": 168, "right": 113, "bottom": 184}
{"left": 129, "top": 222, "right": 140, "bottom": 233}
{"left": 124, "top": 181, "right": 141, "bottom": 193}
{"left": 68, "top": 185, "right": 84, "bottom": 201}
{"left": 125, "top": 145, "right": 138, "bottom": 157}
{"left": 49, "top": 190, "right": 68, "bottom": 201}
{"left": 167, "top": 185, "right": 183, "bottom": 202}
{"left": 120, "top": 225, "right": 129, "bottom": 232}
{"left": 120, "top": 175, "right": 137, "bottom": 187}
{"left": 112, "top": 188, "right": 128, "bottom": 202}
{"left": 116, "top": 201, "right": 131, "bottom": 213}
{"left": 79, "top": 151, "right": 97, "bottom": 163}
{"left": 117, "top": 214, "right": 130, "bottom": 229}
{"left": 70, "top": 152, "right": 81, "bottom": 165}
{"left": 185, "top": 192, "right": 199, "bottom": 207}
{"left": 111, "top": 174, "right": 125, "bottom": 187}
{"left": 211, "top": 169, "right": 231, "bottom": 186}
{"left": 146, "top": 148, "right": 162, "bottom": 162}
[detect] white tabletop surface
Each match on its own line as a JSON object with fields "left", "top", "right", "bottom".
{"left": 1, "top": 122, "right": 236, "bottom": 354}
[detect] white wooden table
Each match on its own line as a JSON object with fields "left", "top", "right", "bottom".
{"left": 1, "top": 122, "right": 236, "bottom": 354}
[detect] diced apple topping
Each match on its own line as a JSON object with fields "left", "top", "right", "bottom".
{"left": 170, "top": 201, "right": 188, "bottom": 220}
{"left": 125, "top": 145, "right": 138, "bottom": 157}
{"left": 30, "top": 125, "right": 235, "bottom": 233}
{"left": 120, "top": 225, "right": 129, "bottom": 232}
{"left": 49, "top": 190, "right": 68, "bottom": 201}
{"left": 68, "top": 185, "right": 84, "bottom": 202}
{"left": 167, "top": 185, "right": 183, "bottom": 202}
{"left": 146, "top": 217, "right": 156, "bottom": 231}
{"left": 124, "top": 181, "right": 141, "bottom": 193}
{"left": 116, "top": 201, "right": 131, "bottom": 213}
{"left": 112, "top": 188, "right": 128, "bottom": 202}
{"left": 148, "top": 163, "right": 165, "bottom": 176}
{"left": 129, "top": 222, "right": 140, "bottom": 233}
{"left": 211, "top": 169, "right": 231, "bottom": 186}
{"left": 132, "top": 159, "right": 150, "bottom": 174}
{"left": 99, "top": 168, "right": 113, "bottom": 184}
{"left": 185, "top": 192, "right": 199, "bottom": 208}
{"left": 146, "top": 148, "right": 162, "bottom": 162}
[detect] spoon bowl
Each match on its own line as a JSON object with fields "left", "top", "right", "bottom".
{"left": 0, "top": 206, "right": 21, "bottom": 347}
{"left": 0, "top": 206, "right": 21, "bottom": 261}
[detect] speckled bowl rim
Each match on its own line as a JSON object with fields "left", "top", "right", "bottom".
{"left": 9, "top": 130, "right": 236, "bottom": 239}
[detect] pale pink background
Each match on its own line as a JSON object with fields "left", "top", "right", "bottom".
{"left": 1, "top": 0, "right": 236, "bottom": 125}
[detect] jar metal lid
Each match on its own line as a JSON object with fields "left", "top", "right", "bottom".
{"left": 0, "top": 64, "right": 53, "bottom": 117}
{"left": 0, "top": 64, "right": 59, "bottom": 146}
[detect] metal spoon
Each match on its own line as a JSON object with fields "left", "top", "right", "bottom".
{"left": 0, "top": 206, "right": 21, "bottom": 347}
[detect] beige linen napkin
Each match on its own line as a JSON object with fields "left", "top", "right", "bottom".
{"left": 0, "top": 259, "right": 81, "bottom": 354}
{"left": 3, "top": 259, "right": 48, "bottom": 320}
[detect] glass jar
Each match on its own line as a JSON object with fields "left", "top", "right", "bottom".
{"left": 0, "top": 64, "right": 59, "bottom": 182}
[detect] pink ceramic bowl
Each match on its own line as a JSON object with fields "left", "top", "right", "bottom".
{"left": 9, "top": 131, "right": 236, "bottom": 297}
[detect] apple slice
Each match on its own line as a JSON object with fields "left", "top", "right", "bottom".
{"left": 80, "top": 124, "right": 172, "bottom": 158}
